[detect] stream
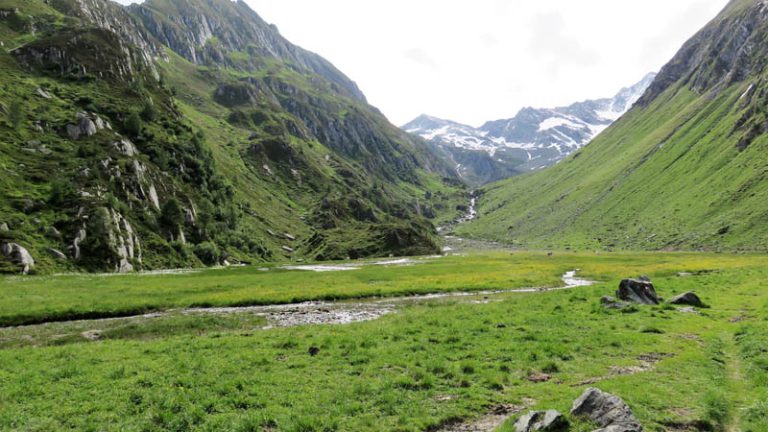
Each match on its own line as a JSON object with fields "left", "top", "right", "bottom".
{"left": 4, "top": 271, "right": 594, "bottom": 333}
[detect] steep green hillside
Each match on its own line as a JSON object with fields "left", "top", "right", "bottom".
{"left": 0, "top": 0, "right": 465, "bottom": 274}
{"left": 459, "top": 0, "right": 768, "bottom": 252}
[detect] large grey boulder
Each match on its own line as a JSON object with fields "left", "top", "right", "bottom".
{"left": 669, "top": 292, "right": 704, "bottom": 308}
{"left": 514, "top": 410, "right": 568, "bottom": 432}
{"left": 616, "top": 278, "right": 659, "bottom": 305}
{"left": 571, "top": 388, "right": 642, "bottom": 431}
{"left": 1, "top": 243, "right": 35, "bottom": 274}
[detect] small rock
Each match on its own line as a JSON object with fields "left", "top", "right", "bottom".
{"left": 676, "top": 272, "right": 693, "bottom": 277}
{"left": 527, "top": 373, "right": 552, "bottom": 383}
{"left": 601, "top": 295, "right": 630, "bottom": 309}
{"left": 284, "top": 233, "right": 296, "bottom": 241}
{"left": 0, "top": 222, "right": 8, "bottom": 232}
{"left": 282, "top": 246, "right": 294, "bottom": 253}
{"left": 78, "top": 117, "right": 97, "bottom": 137}
{"left": 514, "top": 410, "right": 568, "bottom": 432}
{"left": 35, "top": 88, "right": 52, "bottom": 99}
{"left": 571, "top": 388, "right": 642, "bottom": 431}
{"left": 66, "top": 124, "right": 81, "bottom": 140}
{"left": 47, "top": 248, "right": 67, "bottom": 260}
{"left": 668, "top": 292, "right": 704, "bottom": 308}
{"left": 617, "top": 278, "right": 659, "bottom": 305}
{"left": 81, "top": 330, "right": 102, "bottom": 341}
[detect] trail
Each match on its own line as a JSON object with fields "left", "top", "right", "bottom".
{"left": 723, "top": 331, "right": 746, "bottom": 432}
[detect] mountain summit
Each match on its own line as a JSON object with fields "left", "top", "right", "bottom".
{"left": 403, "top": 73, "right": 656, "bottom": 185}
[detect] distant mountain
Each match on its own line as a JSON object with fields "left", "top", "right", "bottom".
{"left": 458, "top": 0, "right": 768, "bottom": 252}
{"left": 403, "top": 73, "right": 656, "bottom": 185}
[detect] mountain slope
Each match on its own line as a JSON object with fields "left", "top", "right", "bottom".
{"left": 0, "top": 0, "right": 464, "bottom": 274}
{"left": 403, "top": 73, "right": 655, "bottom": 185}
{"left": 458, "top": 0, "right": 768, "bottom": 251}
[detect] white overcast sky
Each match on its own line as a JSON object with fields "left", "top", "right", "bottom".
{"left": 116, "top": 0, "right": 730, "bottom": 126}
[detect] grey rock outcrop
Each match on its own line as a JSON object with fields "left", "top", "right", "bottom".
{"left": 1, "top": 243, "right": 35, "bottom": 274}
{"left": 514, "top": 410, "right": 568, "bottom": 432}
{"left": 0, "top": 222, "right": 8, "bottom": 232}
{"left": 65, "top": 112, "right": 107, "bottom": 140}
{"left": 35, "top": 87, "right": 52, "bottom": 99}
{"left": 113, "top": 138, "right": 139, "bottom": 156}
{"left": 669, "top": 292, "right": 704, "bottom": 308}
{"left": 571, "top": 388, "right": 642, "bottom": 432}
{"left": 617, "top": 278, "right": 659, "bottom": 305}
{"left": 71, "top": 228, "right": 87, "bottom": 260}
{"left": 48, "top": 248, "right": 68, "bottom": 261}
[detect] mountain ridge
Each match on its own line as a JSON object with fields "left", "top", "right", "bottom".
{"left": 403, "top": 73, "right": 656, "bottom": 185}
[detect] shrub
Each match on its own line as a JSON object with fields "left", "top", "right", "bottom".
{"left": 194, "top": 242, "right": 220, "bottom": 265}
{"left": 124, "top": 112, "right": 143, "bottom": 138}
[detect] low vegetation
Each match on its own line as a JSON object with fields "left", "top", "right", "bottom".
{"left": 1, "top": 251, "right": 767, "bottom": 430}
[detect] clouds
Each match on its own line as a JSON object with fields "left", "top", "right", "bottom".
{"left": 403, "top": 47, "right": 439, "bottom": 71}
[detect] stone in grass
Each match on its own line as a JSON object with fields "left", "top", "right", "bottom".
{"left": 571, "top": 388, "right": 643, "bottom": 431}
{"left": 600, "top": 296, "right": 630, "bottom": 310}
{"left": 514, "top": 410, "right": 568, "bottom": 432}
{"left": 616, "top": 278, "right": 659, "bottom": 305}
{"left": 668, "top": 292, "right": 705, "bottom": 308}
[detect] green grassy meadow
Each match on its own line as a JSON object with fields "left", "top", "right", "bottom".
{"left": 2, "top": 251, "right": 768, "bottom": 431}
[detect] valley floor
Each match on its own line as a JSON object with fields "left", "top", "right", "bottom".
{"left": 2, "top": 251, "right": 768, "bottom": 431}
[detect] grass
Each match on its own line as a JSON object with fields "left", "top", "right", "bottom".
{"left": 1, "top": 251, "right": 768, "bottom": 430}
{"left": 0, "top": 250, "right": 759, "bottom": 327}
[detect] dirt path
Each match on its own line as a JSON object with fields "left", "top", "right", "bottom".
{"left": 723, "top": 332, "right": 746, "bottom": 432}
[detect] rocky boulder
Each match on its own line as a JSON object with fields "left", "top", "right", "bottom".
{"left": 669, "top": 292, "right": 705, "bottom": 308}
{"left": 0, "top": 222, "right": 8, "bottom": 232}
{"left": 571, "top": 388, "right": 642, "bottom": 431}
{"left": 514, "top": 410, "right": 568, "bottom": 432}
{"left": 617, "top": 278, "right": 659, "bottom": 305}
{"left": 1, "top": 242, "right": 35, "bottom": 274}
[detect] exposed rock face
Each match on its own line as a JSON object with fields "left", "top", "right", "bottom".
{"left": 1, "top": 243, "right": 35, "bottom": 274}
{"left": 514, "top": 410, "right": 568, "bottom": 432}
{"left": 669, "top": 292, "right": 705, "bottom": 307}
{"left": 46, "top": 0, "right": 164, "bottom": 79}
{"left": 113, "top": 138, "right": 138, "bottom": 156}
{"left": 65, "top": 112, "right": 108, "bottom": 140}
{"left": 616, "top": 278, "right": 660, "bottom": 305}
{"left": 12, "top": 27, "right": 153, "bottom": 81}
{"left": 571, "top": 388, "right": 643, "bottom": 432}
{"left": 130, "top": 0, "right": 364, "bottom": 100}
{"left": 639, "top": 0, "right": 768, "bottom": 106}
{"left": 83, "top": 208, "right": 141, "bottom": 272}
